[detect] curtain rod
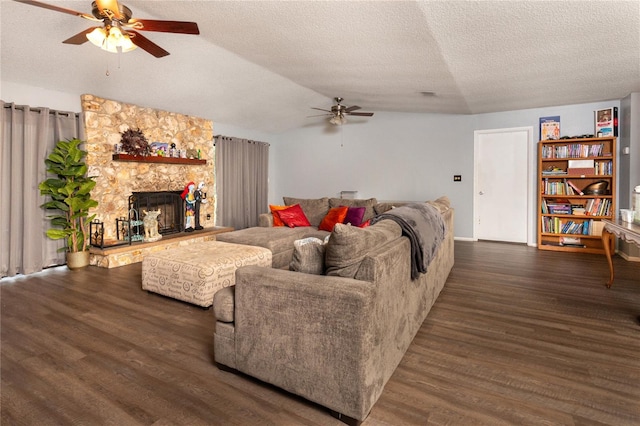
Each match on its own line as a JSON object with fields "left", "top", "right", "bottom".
{"left": 2, "top": 103, "right": 79, "bottom": 118}
{"left": 214, "top": 135, "right": 270, "bottom": 146}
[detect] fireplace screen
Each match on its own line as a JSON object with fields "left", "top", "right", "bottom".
{"left": 130, "top": 191, "right": 184, "bottom": 236}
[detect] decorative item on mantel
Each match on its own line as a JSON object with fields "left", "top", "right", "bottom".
{"left": 120, "top": 128, "right": 150, "bottom": 156}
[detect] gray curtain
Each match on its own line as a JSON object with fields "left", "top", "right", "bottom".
{"left": 215, "top": 136, "right": 269, "bottom": 230}
{"left": 1, "top": 101, "right": 85, "bottom": 278}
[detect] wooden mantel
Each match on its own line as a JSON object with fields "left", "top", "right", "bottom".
{"left": 112, "top": 154, "right": 207, "bottom": 165}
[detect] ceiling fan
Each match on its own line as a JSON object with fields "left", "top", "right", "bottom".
{"left": 311, "top": 97, "right": 374, "bottom": 125}
{"left": 13, "top": 0, "right": 199, "bottom": 58}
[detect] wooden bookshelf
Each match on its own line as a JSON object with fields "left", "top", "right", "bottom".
{"left": 112, "top": 154, "right": 206, "bottom": 165}
{"left": 537, "top": 137, "right": 616, "bottom": 254}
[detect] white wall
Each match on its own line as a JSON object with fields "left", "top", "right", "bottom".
{"left": 1, "top": 81, "right": 82, "bottom": 112}
{"left": 274, "top": 99, "right": 622, "bottom": 240}
{"left": 274, "top": 112, "right": 475, "bottom": 237}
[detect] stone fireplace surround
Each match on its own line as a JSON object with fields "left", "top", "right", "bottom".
{"left": 81, "top": 94, "right": 215, "bottom": 242}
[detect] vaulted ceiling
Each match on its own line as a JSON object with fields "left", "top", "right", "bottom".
{"left": 2, "top": 1, "right": 639, "bottom": 133}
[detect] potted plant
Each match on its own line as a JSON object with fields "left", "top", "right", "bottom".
{"left": 39, "top": 138, "right": 98, "bottom": 269}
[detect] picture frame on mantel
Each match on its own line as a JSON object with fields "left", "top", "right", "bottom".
{"left": 150, "top": 142, "right": 169, "bottom": 156}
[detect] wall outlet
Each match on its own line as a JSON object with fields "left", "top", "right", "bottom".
{"left": 453, "top": 175, "right": 462, "bottom": 182}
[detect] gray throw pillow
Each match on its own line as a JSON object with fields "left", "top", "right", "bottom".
{"left": 283, "top": 197, "right": 330, "bottom": 227}
{"left": 289, "top": 237, "right": 327, "bottom": 275}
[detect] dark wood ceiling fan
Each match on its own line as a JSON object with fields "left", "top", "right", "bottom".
{"left": 310, "top": 97, "right": 374, "bottom": 125}
{"left": 13, "top": 0, "right": 200, "bottom": 58}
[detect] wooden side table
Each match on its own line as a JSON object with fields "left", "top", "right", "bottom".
{"left": 601, "top": 219, "right": 640, "bottom": 287}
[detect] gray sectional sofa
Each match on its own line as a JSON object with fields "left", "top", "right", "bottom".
{"left": 213, "top": 196, "right": 454, "bottom": 424}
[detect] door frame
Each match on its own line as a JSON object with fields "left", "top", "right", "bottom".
{"left": 473, "top": 126, "right": 536, "bottom": 246}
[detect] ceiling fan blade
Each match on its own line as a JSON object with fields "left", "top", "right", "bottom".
{"left": 347, "top": 112, "right": 374, "bottom": 117}
{"left": 311, "top": 107, "right": 332, "bottom": 113}
{"left": 62, "top": 27, "right": 97, "bottom": 45}
{"left": 344, "top": 105, "right": 362, "bottom": 113}
{"left": 128, "top": 30, "right": 169, "bottom": 58}
{"left": 307, "top": 113, "right": 332, "bottom": 118}
{"left": 127, "top": 19, "right": 200, "bottom": 34}
{"left": 12, "top": 0, "right": 99, "bottom": 21}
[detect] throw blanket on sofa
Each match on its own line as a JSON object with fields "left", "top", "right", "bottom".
{"left": 370, "top": 203, "right": 446, "bottom": 280}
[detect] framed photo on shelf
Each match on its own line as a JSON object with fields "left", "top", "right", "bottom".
{"left": 539, "top": 116, "right": 560, "bottom": 141}
{"left": 594, "top": 107, "right": 618, "bottom": 137}
{"left": 149, "top": 142, "right": 169, "bottom": 156}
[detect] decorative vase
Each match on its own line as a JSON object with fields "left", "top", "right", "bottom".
{"left": 66, "top": 251, "right": 90, "bottom": 270}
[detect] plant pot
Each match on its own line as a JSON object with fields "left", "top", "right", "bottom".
{"left": 66, "top": 251, "right": 90, "bottom": 270}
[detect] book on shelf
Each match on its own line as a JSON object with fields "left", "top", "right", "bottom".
{"left": 566, "top": 180, "right": 584, "bottom": 195}
{"left": 584, "top": 198, "right": 611, "bottom": 216}
{"left": 547, "top": 202, "right": 571, "bottom": 214}
{"left": 594, "top": 160, "right": 612, "bottom": 175}
{"left": 540, "top": 116, "right": 561, "bottom": 141}
{"left": 595, "top": 107, "right": 618, "bottom": 137}
{"left": 591, "top": 221, "right": 605, "bottom": 236}
{"left": 572, "top": 206, "right": 586, "bottom": 215}
{"left": 542, "top": 168, "right": 567, "bottom": 175}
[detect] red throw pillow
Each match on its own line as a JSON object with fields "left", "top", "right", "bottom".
{"left": 319, "top": 206, "right": 349, "bottom": 232}
{"left": 276, "top": 204, "right": 311, "bottom": 228}
{"left": 357, "top": 219, "right": 371, "bottom": 228}
{"left": 269, "top": 204, "right": 288, "bottom": 227}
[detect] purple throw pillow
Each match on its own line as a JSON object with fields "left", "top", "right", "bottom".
{"left": 343, "top": 206, "right": 366, "bottom": 226}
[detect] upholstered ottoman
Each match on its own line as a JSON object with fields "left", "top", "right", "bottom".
{"left": 141, "top": 241, "right": 272, "bottom": 307}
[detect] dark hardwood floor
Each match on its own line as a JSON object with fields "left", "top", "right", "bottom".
{"left": 2, "top": 241, "right": 639, "bottom": 425}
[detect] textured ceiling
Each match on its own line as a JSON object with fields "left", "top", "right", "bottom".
{"left": 1, "top": 0, "right": 639, "bottom": 133}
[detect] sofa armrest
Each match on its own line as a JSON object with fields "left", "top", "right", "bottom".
{"left": 258, "top": 213, "right": 273, "bottom": 227}
{"left": 233, "top": 265, "right": 377, "bottom": 420}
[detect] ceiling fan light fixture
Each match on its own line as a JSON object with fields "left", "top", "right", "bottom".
{"left": 329, "top": 114, "right": 347, "bottom": 125}
{"left": 86, "top": 25, "right": 137, "bottom": 53}
{"left": 86, "top": 27, "right": 108, "bottom": 47}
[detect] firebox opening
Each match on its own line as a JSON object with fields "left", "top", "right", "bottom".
{"left": 130, "top": 191, "right": 184, "bottom": 235}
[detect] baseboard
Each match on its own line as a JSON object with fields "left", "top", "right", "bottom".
{"left": 454, "top": 237, "right": 475, "bottom": 242}
{"left": 617, "top": 252, "right": 640, "bottom": 263}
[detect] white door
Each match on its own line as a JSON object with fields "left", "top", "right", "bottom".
{"left": 474, "top": 128, "right": 531, "bottom": 243}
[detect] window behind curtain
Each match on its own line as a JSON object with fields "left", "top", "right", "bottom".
{"left": 1, "top": 101, "right": 84, "bottom": 278}
{"left": 214, "top": 136, "right": 269, "bottom": 230}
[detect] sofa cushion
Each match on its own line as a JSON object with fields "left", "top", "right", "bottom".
{"left": 276, "top": 204, "right": 312, "bottom": 228}
{"left": 343, "top": 206, "right": 366, "bottom": 226}
{"left": 289, "top": 237, "right": 327, "bottom": 275}
{"left": 319, "top": 206, "right": 349, "bottom": 232}
{"left": 329, "top": 198, "right": 378, "bottom": 222}
{"left": 325, "top": 220, "right": 402, "bottom": 278}
{"left": 283, "top": 197, "right": 330, "bottom": 227}
{"left": 216, "top": 226, "right": 311, "bottom": 258}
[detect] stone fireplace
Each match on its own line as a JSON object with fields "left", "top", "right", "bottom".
{"left": 81, "top": 94, "right": 215, "bottom": 243}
